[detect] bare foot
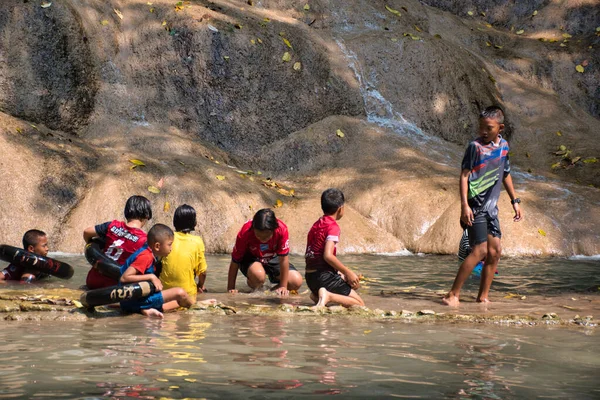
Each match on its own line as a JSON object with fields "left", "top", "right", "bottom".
{"left": 198, "top": 299, "right": 217, "bottom": 306}
{"left": 476, "top": 297, "right": 491, "bottom": 304}
{"left": 141, "top": 308, "right": 164, "bottom": 319}
{"left": 316, "top": 287, "right": 330, "bottom": 307}
{"left": 310, "top": 292, "right": 318, "bottom": 304}
{"left": 442, "top": 294, "right": 460, "bottom": 307}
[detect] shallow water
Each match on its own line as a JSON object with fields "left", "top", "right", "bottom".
{"left": 1, "top": 254, "right": 599, "bottom": 398}
{"left": 0, "top": 316, "right": 598, "bottom": 399}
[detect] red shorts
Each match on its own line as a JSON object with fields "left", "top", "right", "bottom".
{"left": 86, "top": 267, "right": 118, "bottom": 289}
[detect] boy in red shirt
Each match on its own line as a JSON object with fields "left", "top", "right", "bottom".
{"left": 305, "top": 189, "right": 364, "bottom": 307}
{"left": 83, "top": 195, "right": 152, "bottom": 289}
{"left": 120, "top": 224, "right": 194, "bottom": 319}
{"left": 227, "top": 209, "right": 303, "bottom": 297}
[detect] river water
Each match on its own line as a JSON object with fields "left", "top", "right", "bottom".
{"left": 1, "top": 254, "right": 599, "bottom": 398}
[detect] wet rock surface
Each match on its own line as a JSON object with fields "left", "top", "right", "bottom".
{"left": 0, "top": 0, "right": 598, "bottom": 256}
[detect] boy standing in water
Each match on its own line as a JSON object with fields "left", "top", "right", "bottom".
{"left": 83, "top": 195, "right": 152, "bottom": 289}
{"left": 0, "top": 230, "right": 49, "bottom": 282}
{"left": 160, "top": 204, "right": 208, "bottom": 301}
{"left": 120, "top": 224, "right": 194, "bottom": 318}
{"left": 305, "top": 188, "right": 364, "bottom": 307}
{"left": 443, "top": 106, "right": 523, "bottom": 307}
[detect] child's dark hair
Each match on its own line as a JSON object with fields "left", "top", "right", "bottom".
{"left": 321, "top": 188, "right": 345, "bottom": 215}
{"left": 173, "top": 204, "right": 197, "bottom": 233}
{"left": 124, "top": 195, "right": 153, "bottom": 221}
{"left": 22, "top": 229, "right": 46, "bottom": 250}
{"left": 148, "top": 224, "right": 174, "bottom": 245}
{"left": 479, "top": 106, "right": 505, "bottom": 124}
{"left": 252, "top": 209, "right": 278, "bottom": 231}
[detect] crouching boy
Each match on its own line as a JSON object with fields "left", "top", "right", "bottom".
{"left": 120, "top": 224, "right": 193, "bottom": 318}
{"left": 305, "top": 188, "right": 364, "bottom": 307}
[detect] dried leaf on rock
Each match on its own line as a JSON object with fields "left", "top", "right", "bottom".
{"left": 16, "top": 128, "right": 23, "bottom": 134}
{"left": 562, "top": 33, "right": 572, "bottom": 38}
{"left": 274, "top": 199, "right": 283, "bottom": 208}
{"left": 556, "top": 131, "right": 562, "bottom": 136}
{"left": 148, "top": 186, "right": 161, "bottom": 194}
{"left": 283, "top": 38, "right": 292, "bottom": 48}
{"left": 234, "top": 23, "right": 243, "bottom": 29}
{"left": 364, "top": 330, "right": 372, "bottom": 334}
{"left": 208, "top": 24, "right": 218, "bottom": 32}
{"left": 164, "top": 201, "right": 170, "bottom": 212}
{"left": 583, "top": 157, "right": 598, "bottom": 164}
{"left": 575, "top": 64, "right": 585, "bottom": 73}
{"left": 303, "top": 4, "right": 310, "bottom": 11}
{"left": 385, "top": 5, "right": 401, "bottom": 16}
{"left": 336, "top": 129, "right": 345, "bottom": 138}
{"left": 114, "top": 8, "right": 123, "bottom": 19}
{"left": 277, "top": 188, "right": 295, "bottom": 197}
{"left": 516, "top": 29, "right": 524, "bottom": 35}
{"left": 414, "top": 25, "right": 422, "bottom": 32}
{"left": 216, "top": 175, "right": 226, "bottom": 181}
{"left": 532, "top": 10, "right": 538, "bottom": 16}
{"left": 486, "top": 41, "right": 492, "bottom": 47}
{"left": 100, "top": 20, "right": 109, "bottom": 25}
{"left": 551, "top": 162, "right": 562, "bottom": 169}
{"left": 282, "top": 52, "right": 291, "bottom": 62}
{"left": 41, "top": 2, "right": 52, "bottom": 8}
{"left": 467, "top": 11, "right": 473, "bottom": 16}
{"left": 538, "top": 228, "right": 546, "bottom": 236}
{"left": 250, "top": 39, "right": 256, "bottom": 44}
{"left": 293, "top": 62, "right": 302, "bottom": 71}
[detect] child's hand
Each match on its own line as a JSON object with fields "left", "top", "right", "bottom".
{"left": 197, "top": 286, "right": 207, "bottom": 293}
{"left": 151, "top": 275, "right": 163, "bottom": 292}
{"left": 274, "top": 286, "right": 289, "bottom": 297}
{"left": 513, "top": 203, "right": 523, "bottom": 222}
{"left": 461, "top": 205, "right": 474, "bottom": 226}
{"left": 345, "top": 271, "right": 360, "bottom": 290}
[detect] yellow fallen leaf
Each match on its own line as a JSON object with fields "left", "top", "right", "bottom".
{"left": 494, "top": 45, "right": 503, "bottom": 49}
{"left": 148, "top": 186, "right": 161, "bottom": 194}
{"left": 283, "top": 38, "right": 292, "bottom": 48}
{"left": 223, "top": 56, "right": 230, "bottom": 61}
{"left": 184, "top": 378, "right": 197, "bottom": 382}
{"left": 485, "top": 23, "right": 492, "bottom": 28}
{"left": 516, "top": 29, "right": 524, "bottom": 35}
{"left": 364, "top": 330, "right": 372, "bottom": 334}
{"left": 480, "top": 12, "right": 486, "bottom": 16}
{"left": 41, "top": 2, "right": 52, "bottom": 8}
{"left": 486, "top": 41, "right": 492, "bottom": 47}
{"left": 559, "top": 43, "right": 567, "bottom": 47}
{"left": 149, "top": 7, "right": 154, "bottom": 13}
{"left": 72, "top": 300, "right": 83, "bottom": 308}
{"left": 162, "top": 21, "right": 167, "bottom": 26}
{"left": 575, "top": 65, "right": 584, "bottom": 73}
{"left": 16, "top": 128, "right": 23, "bottom": 134}
{"left": 532, "top": 10, "right": 538, "bottom": 16}
{"left": 164, "top": 201, "right": 170, "bottom": 212}
{"left": 250, "top": 39, "right": 256, "bottom": 45}
{"left": 100, "top": 20, "right": 109, "bottom": 25}
{"left": 410, "top": 35, "right": 420, "bottom": 40}
{"left": 385, "top": 5, "right": 401, "bottom": 16}
{"left": 274, "top": 199, "right": 283, "bottom": 208}
{"left": 303, "top": 4, "right": 310, "bottom": 11}
{"left": 114, "top": 8, "right": 123, "bottom": 20}
{"left": 169, "top": 386, "right": 179, "bottom": 389}
{"left": 282, "top": 52, "right": 291, "bottom": 62}
{"left": 129, "top": 159, "right": 146, "bottom": 167}
{"left": 503, "top": 293, "right": 521, "bottom": 299}
{"left": 336, "top": 129, "right": 345, "bottom": 138}
{"left": 551, "top": 162, "right": 562, "bottom": 169}
{"left": 538, "top": 228, "right": 547, "bottom": 236}
{"left": 257, "top": 38, "right": 263, "bottom": 44}
{"left": 391, "top": 38, "right": 398, "bottom": 42}
{"left": 216, "top": 175, "right": 225, "bottom": 180}
{"left": 277, "top": 188, "right": 294, "bottom": 197}
{"left": 414, "top": 25, "right": 422, "bottom": 32}
{"left": 556, "top": 131, "right": 562, "bottom": 136}
{"left": 562, "top": 33, "right": 572, "bottom": 38}
{"left": 30, "top": 124, "right": 38, "bottom": 130}
{"left": 467, "top": 11, "right": 474, "bottom": 16}
{"left": 583, "top": 157, "right": 598, "bottom": 164}
{"left": 293, "top": 62, "right": 302, "bottom": 71}
{"left": 234, "top": 23, "right": 243, "bottom": 29}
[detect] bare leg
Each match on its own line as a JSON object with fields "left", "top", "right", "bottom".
{"left": 162, "top": 287, "right": 194, "bottom": 312}
{"left": 443, "top": 243, "right": 487, "bottom": 307}
{"left": 285, "top": 270, "right": 303, "bottom": 291}
{"left": 141, "top": 308, "right": 164, "bottom": 318}
{"left": 310, "top": 292, "right": 318, "bottom": 304}
{"left": 477, "top": 235, "right": 501, "bottom": 303}
{"left": 246, "top": 262, "right": 267, "bottom": 290}
{"left": 316, "top": 287, "right": 364, "bottom": 308}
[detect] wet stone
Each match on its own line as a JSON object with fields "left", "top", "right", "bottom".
{"left": 294, "top": 305, "right": 314, "bottom": 313}
{"left": 417, "top": 309, "right": 436, "bottom": 316}
{"left": 400, "top": 310, "right": 414, "bottom": 317}
{"left": 327, "top": 306, "right": 347, "bottom": 314}
{"left": 542, "top": 312, "right": 559, "bottom": 320}
{"left": 278, "top": 304, "right": 295, "bottom": 313}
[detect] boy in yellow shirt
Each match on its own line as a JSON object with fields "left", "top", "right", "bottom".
{"left": 160, "top": 205, "right": 208, "bottom": 302}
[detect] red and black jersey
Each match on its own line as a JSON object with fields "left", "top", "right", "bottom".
{"left": 305, "top": 215, "right": 340, "bottom": 271}
{"left": 85, "top": 220, "right": 147, "bottom": 289}
{"left": 231, "top": 219, "right": 290, "bottom": 264}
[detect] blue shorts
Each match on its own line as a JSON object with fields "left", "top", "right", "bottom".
{"left": 120, "top": 292, "right": 164, "bottom": 314}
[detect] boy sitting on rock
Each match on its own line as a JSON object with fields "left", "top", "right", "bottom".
{"left": 120, "top": 223, "right": 193, "bottom": 318}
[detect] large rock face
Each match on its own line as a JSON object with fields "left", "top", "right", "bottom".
{"left": 0, "top": 0, "right": 598, "bottom": 256}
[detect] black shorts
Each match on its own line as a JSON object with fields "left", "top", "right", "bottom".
{"left": 306, "top": 269, "right": 352, "bottom": 297}
{"left": 239, "top": 256, "right": 297, "bottom": 284}
{"left": 467, "top": 212, "right": 502, "bottom": 247}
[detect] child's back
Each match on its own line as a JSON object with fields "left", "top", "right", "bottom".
{"left": 160, "top": 231, "right": 207, "bottom": 298}
{"left": 160, "top": 204, "right": 207, "bottom": 299}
